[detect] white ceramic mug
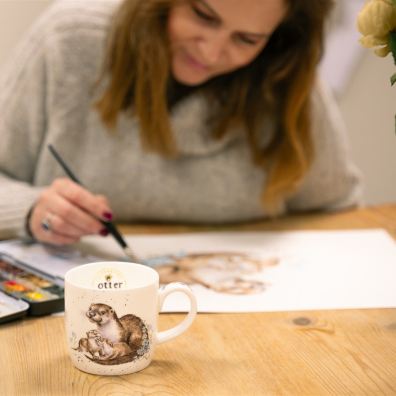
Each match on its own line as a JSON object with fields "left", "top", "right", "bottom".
{"left": 64, "top": 261, "right": 197, "bottom": 375}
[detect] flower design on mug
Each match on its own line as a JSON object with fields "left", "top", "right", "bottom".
{"left": 73, "top": 303, "right": 151, "bottom": 365}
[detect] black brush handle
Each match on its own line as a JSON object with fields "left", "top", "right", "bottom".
{"left": 48, "top": 144, "right": 129, "bottom": 251}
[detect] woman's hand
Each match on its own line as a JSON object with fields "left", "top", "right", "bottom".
{"left": 29, "top": 178, "right": 113, "bottom": 245}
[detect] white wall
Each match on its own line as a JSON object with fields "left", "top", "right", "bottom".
{"left": 319, "top": 0, "right": 396, "bottom": 206}
{"left": 0, "top": 0, "right": 53, "bottom": 66}
{"left": 0, "top": 0, "right": 395, "bottom": 205}
{"left": 340, "top": 53, "right": 396, "bottom": 205}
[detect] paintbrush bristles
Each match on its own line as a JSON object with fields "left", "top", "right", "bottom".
{"left": 123, "top": 247, "right": 139, "bottom": 263}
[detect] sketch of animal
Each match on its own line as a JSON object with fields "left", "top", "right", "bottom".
{"left": 74, "top": 329, "right": 133, "bottom": 360}
{"left": 94, "top": 338, "right": 133, "bottom": 360}
{"left": 74, "top": 329, "right": 102, "bottom": 357}
{"left": 155, "top": 252, "right": 279, "bottom": 294}
{"left": 86, "top": 303, "right": 149, "bottom": 355}
{"left": 100, "top": 338, "right": 132, "bottom": 360}
{"left": 85, "top": 330, "right": 104, "bottom": 358}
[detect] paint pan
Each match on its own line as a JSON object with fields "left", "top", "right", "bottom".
{"left": 0, "top": 253, "right": 64, "bottom": 322}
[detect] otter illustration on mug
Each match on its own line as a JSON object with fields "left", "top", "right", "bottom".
{"left": 65, "top": 262, "right": 197, "bottom": 375}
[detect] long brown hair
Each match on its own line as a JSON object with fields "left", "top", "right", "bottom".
{"left": 95, "top": 0, "right": 333, "bottom": 213}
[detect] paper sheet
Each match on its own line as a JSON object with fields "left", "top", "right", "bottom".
{"left": 1, "top": 229, "right": 395, "bottom": 312}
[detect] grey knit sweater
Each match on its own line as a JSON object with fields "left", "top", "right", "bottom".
{"left": 0, "top": 0, "right": 362, "bottom": 239}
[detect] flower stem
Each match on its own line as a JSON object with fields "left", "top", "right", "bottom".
{"left": 390, "top": 32, "right": 396, "bottom": 86}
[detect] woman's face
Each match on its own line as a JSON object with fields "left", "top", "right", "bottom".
{"left": 167, "top": 0, "right": 287, "bottom": 86}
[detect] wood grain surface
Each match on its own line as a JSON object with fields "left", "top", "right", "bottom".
{"left": 1, "top": 204, "right": 396, "bottom": 396}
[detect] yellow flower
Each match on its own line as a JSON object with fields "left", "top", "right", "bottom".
{"left": 357, "top": 0, "right": 396, "bottom": 57}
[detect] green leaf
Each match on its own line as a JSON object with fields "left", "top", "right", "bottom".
{"left": 393, "top": 0, "right": 396, "bottom": 7}
{"left": 392, "top": 73, "right": 396, "bottom": 86}
{"left": 390, "top": 31, "right": 396, "bottom": 65}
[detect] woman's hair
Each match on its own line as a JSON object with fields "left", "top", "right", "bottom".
{"left": 95, "top": 0, "right": 334, "bottom": 213}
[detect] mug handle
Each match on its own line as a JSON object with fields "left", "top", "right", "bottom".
{"left": 156, "top": 282, "right": 197, "bottom": 344}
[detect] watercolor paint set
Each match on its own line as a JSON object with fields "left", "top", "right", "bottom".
{"left": 0, "top": 252, "right": 64, "bottom": 323}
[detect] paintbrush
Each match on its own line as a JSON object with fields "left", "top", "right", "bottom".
{"left": 48, "top": 144, "right": 139, "bottom": 262}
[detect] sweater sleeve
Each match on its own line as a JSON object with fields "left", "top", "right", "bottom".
{"left": 0, "top": 6, "right": 53, "bottom": 239}
{"left": 286, "top": 79, "right": 363, "bottom": 213}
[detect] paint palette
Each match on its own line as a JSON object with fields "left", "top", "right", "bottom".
{"left": 0, "top": 253, "right": 64, "bottom": 323}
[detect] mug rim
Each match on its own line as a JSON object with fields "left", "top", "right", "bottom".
{"left": 65, "top": 261, "right": 159, "bottom": 290}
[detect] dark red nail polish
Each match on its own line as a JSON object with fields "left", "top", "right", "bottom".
{"left": 102, "top": 212, "right": 113, "bottom": 221}
{"left": 100, "top": 228, "right": 109, "bottom": 237}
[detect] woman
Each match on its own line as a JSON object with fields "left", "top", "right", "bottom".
{"left": 0, "top": 0, "right": 361, "bottom": 245}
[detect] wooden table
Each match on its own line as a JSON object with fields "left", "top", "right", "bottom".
{"left": 1, "top": 204, "right": 396, "bottom": 395}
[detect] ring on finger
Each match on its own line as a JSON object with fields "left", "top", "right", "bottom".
{"left": 41, "top": 214, "right": 53, "bottom": 232}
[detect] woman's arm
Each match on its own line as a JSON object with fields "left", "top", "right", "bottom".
{"left": 0, "top": 7, "right": 51, "bottom": 239}
{"left": 0, "top": 2, "right": 112, "bottom": 242}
